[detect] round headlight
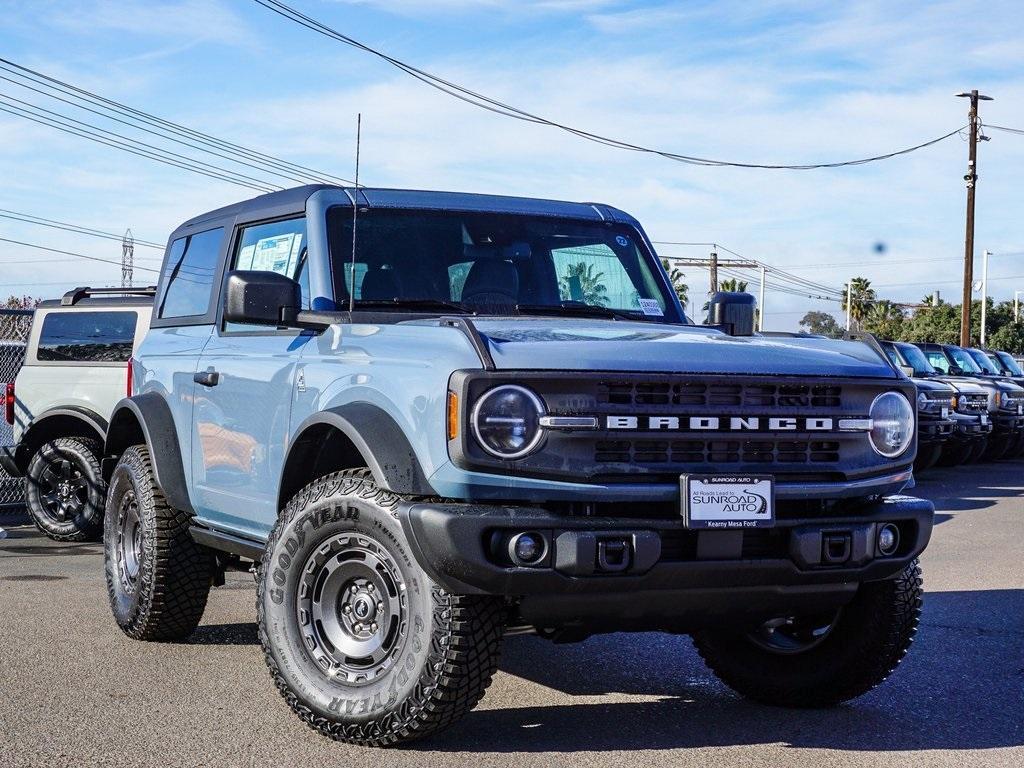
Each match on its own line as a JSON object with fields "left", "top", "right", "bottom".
{"left": 916, "top": 392, "right": 928, "bottom": 411}
{"left": 869, "top": 392, "right": 915, "bottom": 458}
{"left": 471, "top": 385, "right": 545, "bottom": 459}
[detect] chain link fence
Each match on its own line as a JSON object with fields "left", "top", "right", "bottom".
{"left": 0, "top": 309, "right": 33, "bottom": 507}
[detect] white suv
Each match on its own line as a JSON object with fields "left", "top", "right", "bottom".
{"left": 1, "top": 287, "right": 153, "bottom": 540}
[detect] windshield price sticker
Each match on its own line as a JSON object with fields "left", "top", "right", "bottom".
{"left": 681, "top": 475, "right": 775, "bottom": 529}
{"left": 637, "top": 298, "right": 664, "bottom": 317}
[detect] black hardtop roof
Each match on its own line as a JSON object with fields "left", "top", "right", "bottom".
{"left": 174, "top": 184, "right": 636, "bottom": 234}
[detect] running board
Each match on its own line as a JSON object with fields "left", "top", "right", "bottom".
{"left": 189, "top": 526, "right": 265, "bottom": 561}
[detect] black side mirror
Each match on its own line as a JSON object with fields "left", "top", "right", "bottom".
{"left": 949, "top": 365, "right": 964, "bottom": 376}
{"left": 223, "top": 270, "right": 301, "bottom": 327}
{"left": 708, "top": 291, "right": 757, "bottom": 336}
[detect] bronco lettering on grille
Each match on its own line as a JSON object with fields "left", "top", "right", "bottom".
{"left": 606, "top": 416, "right": 837, "bottom": 431}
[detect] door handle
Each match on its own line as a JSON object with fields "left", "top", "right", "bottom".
{"left": 194, "top": 370, "right": 220, "bottom": 387}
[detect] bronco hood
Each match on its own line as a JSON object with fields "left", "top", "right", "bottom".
{"left": 467, "top": 319, "right": 898, "bottom": 377}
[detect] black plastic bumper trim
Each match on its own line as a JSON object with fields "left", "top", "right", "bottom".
{"left": 398, "top": 495, "right": 934, "bottom": 596}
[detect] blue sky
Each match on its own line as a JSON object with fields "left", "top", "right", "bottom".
{"left": 2, "top": 0, "right": 1024, "bottom": 327}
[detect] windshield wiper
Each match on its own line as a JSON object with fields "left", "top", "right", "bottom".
{"left": 515, "top": 302, "right": 650, "bottom": 322}
{"left": 354, "top": 298, "right": 473, "bottom": 314}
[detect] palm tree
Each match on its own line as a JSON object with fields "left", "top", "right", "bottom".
{"left": 559, "top": 262, "right": 609, "bottom": 306}
{"left": 863, "top": 300, "right": 906, "bottom": 338}
{"left": 718, "top": 278, "right": 748, "bottom": 293}
{"left": 660, "top": 258, "right": 689, "bottom": 309}
{"left": 840, "top": 277, "right": 876, "bottom": 331}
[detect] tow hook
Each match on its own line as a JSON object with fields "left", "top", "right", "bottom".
{"left": 596, "top": 537, "right": 632, "bottom": 572}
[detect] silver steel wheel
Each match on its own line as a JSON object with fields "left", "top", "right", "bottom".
{"left": 116, "top": 491, "right": 143, "bottom": 593}
{"left": 297, "top": 533, "right": 408, "bottom": 685}
{"left": 747, "top": 611, "right": 841, "bottom": 655}
{"left": 39, "top": 458, "right": 87, "bottom": 523}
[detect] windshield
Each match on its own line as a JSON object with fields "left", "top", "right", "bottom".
{"left": 995, "top": 351, "right": 1024, "bottom": 376}
{"left": 895, "top": 343, "right": 936, "bottom": 375}
{"left": 948, "top": 346, "right": 983, "bottom": 373}
{"left": 326, "top": 207, "right": 682, "bottom": 322}
{"left": 967, "top": 348, "right": 1000, "bottom": 374}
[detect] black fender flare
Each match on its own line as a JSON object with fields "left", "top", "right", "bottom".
{"left": 281, "top": 403, "right": 435, "bottom": 505}
{"left": 105, "top": 393, "right": 194, "bottom": 514}
{"left": 11, "top": 407, "right": 109, "bottom": 474}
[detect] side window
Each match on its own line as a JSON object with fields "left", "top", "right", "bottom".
{"left": 158, "top": 227, "right": 224, "bottom": 320}
{"left": 233, "top": 218, "right": 309, "bottom": 306}
{"left": 225, "top": 218, "right": 308, "bottom": 332}
{"left": 551, "top": 244, "right": 658, "bottom": 310}
{"left": 37, "top": 311, "right": 138, "bottom": 363}
{"left": 925, "top": 351, "right": 950, "bottom": 373}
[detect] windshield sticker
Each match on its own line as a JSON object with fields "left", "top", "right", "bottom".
{"left": 638, "top": 298, "right": 664, "bottom": 316}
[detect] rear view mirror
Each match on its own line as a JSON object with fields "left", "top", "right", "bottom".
{"left": 223, "top": 270, "right": 301, "bottom": 327}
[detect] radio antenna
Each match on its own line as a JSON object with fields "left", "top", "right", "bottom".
{"left": 348, "top": 112, "right": 362, "bottom": 314}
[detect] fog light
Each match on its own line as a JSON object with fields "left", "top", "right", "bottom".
{"left": 877, "top": 523, "right": 900, "bottom": 556}
{"left": 509, "top": 532, "right": 546, "bottom": 565}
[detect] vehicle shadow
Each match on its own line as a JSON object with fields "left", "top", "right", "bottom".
{"left": 188, "top": 622, "right": 260, "bottom": 646}
{"left": 418, "top": 588, "right": 1024, "bottom": 754}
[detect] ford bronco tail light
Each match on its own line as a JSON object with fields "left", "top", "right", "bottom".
{"left": 126, "top": 357, "right": 134, "bottom": 397}
{"left": 4, "top": 382, "right": 14, "bottom": 425}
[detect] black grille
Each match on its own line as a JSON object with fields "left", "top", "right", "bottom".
{"left": 958, "top": 394, "right": 987, "bottom": 413}
{"left": 598, "top": 380, "right": 842, "bottom": 408}
{"left": 594, "top": 438, "right": 842, "bottom": 465}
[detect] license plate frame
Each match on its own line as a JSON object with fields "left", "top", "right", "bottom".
{"left": 681, "top": 474, "right": 776, "bottom": 530}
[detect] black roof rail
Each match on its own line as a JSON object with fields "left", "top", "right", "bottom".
{"left": 60, "top": 286, "right": 158, "bottom": 306}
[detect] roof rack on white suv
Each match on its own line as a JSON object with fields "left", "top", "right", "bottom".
{"left": 60, "top": 286, "right": 158, "bottom": 306}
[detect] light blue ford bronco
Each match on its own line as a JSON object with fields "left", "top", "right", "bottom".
{"left": 101, "top": 185, "right": 933, "bottom": 746}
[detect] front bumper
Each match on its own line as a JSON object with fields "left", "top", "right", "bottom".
{"left": 950, "top": 414, "right": 992, "bottom": 441}
{"left": 918, "top": 416, "right": 955, "bottom": 443}
{"left": 400, "top": 495, "right": 933, "bottom": 628}
{"left": 992, "top": 411, "right": 1024, "bottom": 435}
{"left": 0, "top": 445, "right": 22, "bottom": 477}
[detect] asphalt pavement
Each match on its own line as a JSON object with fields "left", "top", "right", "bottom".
{"left": 1, "top": 461, "right": 1022, "bottom": 767}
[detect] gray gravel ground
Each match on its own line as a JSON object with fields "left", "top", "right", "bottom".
{"left": 1, "top": 461, "right": 1022, "bottom": 767}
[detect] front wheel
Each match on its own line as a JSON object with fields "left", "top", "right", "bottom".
{"left": 258, "top": 470, "right": 505, "bottom": 746}
{"left": 693, "top": 560, "right": 922, "bottom": 708}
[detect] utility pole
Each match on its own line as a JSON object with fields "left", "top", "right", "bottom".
{"left": 1015, "top": 290, "right": 1023, "bottom": 322}
{"left": 980, "top": 249, "right": 990, "bottom": 346}
{"left": 758, "top": 265, "right": 766, "bottom": 331}
{"left": 709, "top": 251, "right": 719, "bottom": 294}
{"left": 957, "top": 90, "right": 993, "bottom": 346}
{"left": 845, "top": 280, "right": 853, "bottom": 331}
{"left": 121, "top": 228, "right": 134, "bottom": 288}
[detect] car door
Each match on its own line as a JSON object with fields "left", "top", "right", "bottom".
{"left": 190, "top": 216, "right": 314, "bottom": 540}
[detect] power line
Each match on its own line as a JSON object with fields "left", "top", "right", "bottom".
{"left": 0, "top": 101, "right": 276, "bottom": 193}
{"left": 0, "top": 209, "right": 165, "bottom": 251}
{"left": 0, "top": 236, "right": 161, "bottom": 272}
{"left": 0, "top": 56, "right": 354, "bottom": 186}
{"left": 0, "top": 92, "right": 280, "bottom": 192}
{"left": 254, "top": 0, "right": 966, "bottom": 171}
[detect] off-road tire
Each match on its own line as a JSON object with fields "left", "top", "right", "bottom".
{"left": 913, "top": 443, "right": 942, "bottom": 473}
{"left": 104, "top": 445, "right": 213, "bottom": 641}
{"left": 25, "top": 437, "right": 106, "bottom": 542}
{"left": 257, "top": 469, "right": 505, "bottom": 746}
{"left": 693, "top": 560, "right": 923, "bottom": 708}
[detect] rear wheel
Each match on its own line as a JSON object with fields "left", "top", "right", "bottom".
{"left": 258, "top": 470, "right": 505, "bottom": 746}
{"left": 693, "top": 561, "right": 922, "bottom": 707}
{"left": 25, "top": 437, "right": 106, "bottom": 542}
{"left": 104, "top": 445, "right": 213, "bottom": 641}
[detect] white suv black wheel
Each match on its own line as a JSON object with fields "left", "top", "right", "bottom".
{"left": 25, "top": 437, "right": 106, "bottom": 542}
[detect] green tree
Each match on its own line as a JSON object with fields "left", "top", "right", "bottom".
{"left": 862, "top": 300, "right": 906, "bottom": 340}
{"left": 799, "top": 310, "right": 844, "bottom": 338}
{"left": 840, "top": 277, "right": 876, "bottom": 331}
{"left": 718, "top": 277, "right": 748, "bottom": 292}
{"left": 989, "top": 321, "right": 1024, "bottom": 354}
{"left": 660, "top": 258, "right": 689, "bottom": 309}
{"left": 559, "top": 262, "right": 608, "bottom": 306}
